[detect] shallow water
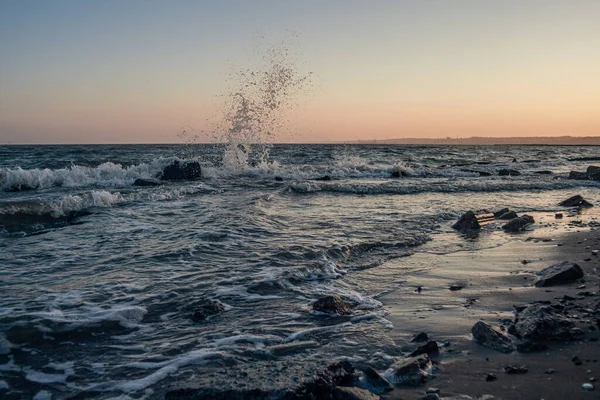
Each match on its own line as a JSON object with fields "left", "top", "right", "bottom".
{"left": 1, "top": 143, "right": 599, "bottom": 398}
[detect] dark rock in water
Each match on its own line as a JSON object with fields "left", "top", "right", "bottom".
{"left": 493, "top": 208, "right": 509, "bottom": 218}
{"left": 385, "top": 354, "right": 433, "bottom": 386}
{"left": 512, "top": 304, "right": 580, "bottom": 341}
{"left": 190, "top": 300, "right": 226, "bottom": 322}
{"left": 497, "top": 210, "right": 518, "bottom": 220}
{"left": 587, "top": 165, "right": 600, "bottom": 181}
{"left": 498, "top": 169, "right": 521, "bottom": 176}
{"left": 534, "top": 170, "right": 553, "bottom": 175}
{"left": 164, "top": 360, "right": 356, "bottom": 400}
{"left": 133, "top": 178, "right": 161, "bottom": 187}
{"left": 332, "top": 386, "right": 380, "bottom": 400}
{"left": 161, "top": 160, "right": 202, "bottom": 181}
{"left": 274, "top": 176, "right": 284, "bottom": 181}
{"left": 568, "top": 171, "right": 589, "bottom": 180}
{"left": 411, "top": 332, "right": 429, "bottom": 343}
{"left": 409, "top": 341, "right": 439, "bottom": 357}
{"left": 313, "top": 295, "right": 354, "bottom": 315}
{"left": 559, "top": 194, "right": 587, "bottom": 207}
{"left": 452, "top": 211, "right": 494, "bottom": 232}
{"left": 516, "top": 340, "right": 548, "bottom": 353}
{"left": 504, "top": 365, "right": 528, "bottom": 374}
{"left": 534, "top": 261, "right": 584, "bottom": 287}
{"left": 502, "top": 215, "right": 534, "bottom": 232}
{"left": 580, "top": 199, "right": 594, "bottom": 208}
{"left": 391, "top": 170, "right": 408, "bottom": 178}
{"left": 358, "top": 366, "right": 393, "bottom": 394}
{"left": 568, "top": 156, "right": 600, "bottom": 162}
{"left": 449, "top": 284, "right": 464, "bottom": 291}
{"left": 555, "top": 213, "right": 563, "bottom": 219}
{"left": 315, "top": 175, "right": 332, "bottom": 181}
{"left": 471, "top": 321, "right": 514, "bottom": 353}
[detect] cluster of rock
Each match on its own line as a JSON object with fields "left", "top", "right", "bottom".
{"left": 452, "top": 208, "right": 534, "bottom": 233}
{"left": 567, "top": 165, "right": 600, "bottom": 181}
{"left": 472, "top": 260, "right": 589, "bottom": 354}
{"left": 558, "top": 194, "right": 593, "bottom": 208}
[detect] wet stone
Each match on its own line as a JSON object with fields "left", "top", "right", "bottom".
{"left": 471, "top": 321, "right": 514, "bottom": 353}
{"left": 313, "top": 295, "right": 354, "bottom": 315}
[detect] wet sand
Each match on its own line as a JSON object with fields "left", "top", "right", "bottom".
{"left": 377, "top": 211, "right": 600, "bottom": 400}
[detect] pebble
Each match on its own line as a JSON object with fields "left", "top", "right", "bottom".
{"left": 573, "top": 356, "right": 583, "bottom": 366}
{"left": 545, "top": 368, "right": 556, "bottom": 374}
{"left": 582, "top": 383, "right": 594, "bottom": 391}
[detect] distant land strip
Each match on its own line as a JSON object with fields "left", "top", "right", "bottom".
{"left": 341, "top": 136, "right": 600, "bottom": 145}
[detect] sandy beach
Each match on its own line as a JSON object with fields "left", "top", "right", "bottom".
{"left": 371, "top": 208, "right": 600, "bottom": 400}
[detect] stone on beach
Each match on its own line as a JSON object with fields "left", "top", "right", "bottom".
{"left": 411, "top": 332, "right": 429, "bottom": 343}
{"left": 502, "top": 215, "right": 534, "bottom": 232}
{"left": 558, "top": 194, "right": 593, "bottom": 207}
{"left": 587, "top": 165, "right": 600, "bottom": 181}
{"left": 497, "top": 210, "right": 518, "bottom": 220}
{"left": 471, "top": 321, "right": 514, "bottom": 353}
{"left": 512, "top": 304, "right": 579, "bottom": 341}
{"left": 493, "top": 208, "right": 509, "bottom": 218}
{"left": 313, "top": 295, "right": 354, "bottom": 315}
{"left": 332, "top": 386, "right": 380, "bottom": 400}
{"left": 161, "top": 160, "right": 202, "bottom": 181}
{"left": 452, "top": 211, "right": 494, "bottom": 231}
{"left": 409, "top": 341, "right": 439, "bottom": 357}
{"left": 384, "top": 354, "right": 434, "bottom": 386}
{"left": 534, "top": 261, "right": 584, "bottom": 287}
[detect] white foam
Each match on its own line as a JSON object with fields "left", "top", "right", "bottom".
{"left": 90, "top": 349, "right": 232, "bottom": 393}
{"left": 31, "top": 305, "right": 147, "bottom": 331}
{"left": 0, "top": 333, "right": 13, "bottom": 355}
{"left": 0, "top": 380, "right": 8, "bottom": 390}
{"left": 33, "top": 390, "right": 52, "bottom": 400}
{"left": 287, "top": 322, "right": 352, "bottom": 341}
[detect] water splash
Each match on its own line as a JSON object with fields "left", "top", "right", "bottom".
{"left": 182, "top": 34, "right": 313, "bottom": 172}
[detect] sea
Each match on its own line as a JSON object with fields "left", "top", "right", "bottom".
{"left": 1, "top": 142, "right": 599, "bottom": 399}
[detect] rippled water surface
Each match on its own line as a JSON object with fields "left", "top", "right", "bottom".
{"left": 1, "top": 144, "right": 599, "bottom": 398}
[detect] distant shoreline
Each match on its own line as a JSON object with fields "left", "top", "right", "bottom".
{"left": 2, "top": 136, "right": 600, "bottom": 146}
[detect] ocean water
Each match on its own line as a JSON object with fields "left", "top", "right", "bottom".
{"left": 0, "top": 143, "right": 599, "bottom": 398}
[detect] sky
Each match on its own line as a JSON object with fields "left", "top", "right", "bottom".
{"left": 1, "top": 0, "right": 599, "bottom": 144}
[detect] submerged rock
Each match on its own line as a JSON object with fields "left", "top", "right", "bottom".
{"left": 471, "top": 321, "right": 514, "bottom": 353}
{"left": 161, "top": 160, "right": 202, "bottom": 181}
{"left": 512, "top": 304, "right": 580, "bottom": 341}
{"left": 502, "top": 215, "right": 534, "bottom": 232}
{"left": 587, "top": 165, "right": 600, "bottom": 181}
{"left": 313, "top": 295, "right": 354, "bottom": 315}
{"left": 384, "top": 354, "right": 433, "bottom": 386}
{"left": 498, "top": 169, "right": 521, "bottom": 176}
{"left": 190, "top": 300, "right": 226, "bottom": 322}
{"left": 315, "top": 175, "right": 332, "bottom": 181}
{"left": 133, "top": 178, "right": 161, "bottom": 187}
{"left": 534, "top": 261, "right": 584, "bottom": 287}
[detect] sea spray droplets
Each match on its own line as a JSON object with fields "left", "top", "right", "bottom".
{"left": 217, "top": 37, "right": 312, "bottom": 171}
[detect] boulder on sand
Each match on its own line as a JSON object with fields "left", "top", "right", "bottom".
{"left": 409, "top": 341, "right": 439, "bottom": 357}
{"left": 493, "top": 208, "right": 509, "bottom": 218}
{"left": 497, "top": 210, "right": 518, "bottom": 220}
{"left": 558, "top": 194, "right": 589, "bottom": 207}
{"left": 452, "top": 211, "right": 494, "bottom": 232}
{"left": 534, "top": 261, "right": 583, "bottom": 287}
{"left": 587, "top": 165, "right": 600, "bottom": 181}
{"left": 160, "top": 160, "right": 202, "bottom": 181}
{"left": 502, "top": 215, "right": 534, "bottom": 232}
{"left": 471, "top": 321, "right": 514, "bottom": 353}
{"left": 313, "top": 295, "right": 354, "bottom": 315}
{"left": 512, "top": 304, "right": 580, "bottom": 341}
{"left": 358, "top": 366, "right": 393, "bottom": 394}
